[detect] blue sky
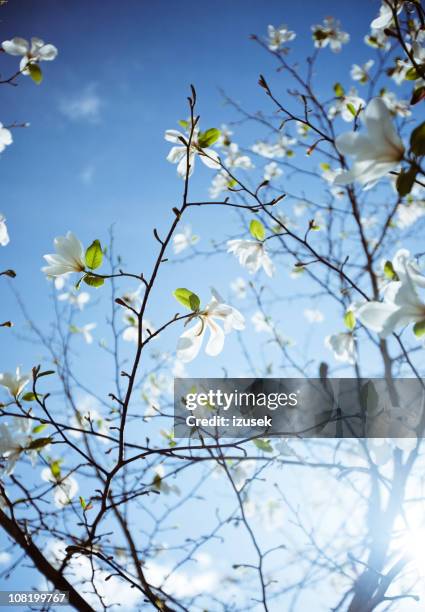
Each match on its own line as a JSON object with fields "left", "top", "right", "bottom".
{"left": 0, "top": 0, "right": 385, "bottom": 377}
{"left": 1, "top": 1, "right": 420, "bottom": 607}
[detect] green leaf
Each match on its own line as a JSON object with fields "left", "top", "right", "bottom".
{"left": 28, "top": 63, "right": 43, "bottom": 84}
{"left": 178, "top": 119, "right": 189, "bottom": 129}
{"left": 396, "top": 166, "right": 418, "bottom": 196}
{"left": 249, "top": 219, "right": 266, "bottom": 241}
{"left": 253, "top": 439, "right": 273, "bottom": 453}
{"left": 384, "top": 260, "right": 397, "bottom": 280}
{"left": 411, "top": 86, "right": 425, "bottom": 106}
{"left": 346, "top": 103, "right": 357, "bottom": 117}
{"left": 50, "top": 460, "right": 62, "bottom": 479}
{"left": 410, "top": 121, "right": 425, "bottom": 157}
{"left": 32, "top": 423, "right": 47, "bottom": 434}
{"left": 152, "top": 473, "right": 162, "bottom": 491}
{"left": 83, "top": 274, "right": 104, "bottom": 288}
{"left": 22, "top": 392, "right": 38, "bottom": 402}
{"left": 405, "top": 67, "right": 419, "bottom": 81}
{"left": 197, "top": 128, "right": 221, "bottom": 148}
{"left": 344, "top": 310, "right": 356, "bottom": 331}
{"left": 79, "top": 496, "right": 87, "bottom": 510}
{"left": 173, "top": 288, "right": 200, "bottom": 311}
{"left": 413, "top": 320, "right": 425, "bottom": 337}
{"left": 333, "top": 82, "right": 345, "bottom": 98}
{"left": 27, "top": 437, "right": 52, "bottom": 450}
{"left": 85, "top": 240, "right": 103, "bottom": 270}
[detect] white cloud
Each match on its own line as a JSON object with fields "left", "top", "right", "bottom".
{"left": 60, "top": 86, "right": 101, "bottom": 122}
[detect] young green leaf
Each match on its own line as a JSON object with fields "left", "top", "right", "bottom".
{"left": 197, "top": 128, "right": 221, "bottom": 148}
{"left": 384, "top": 260, "right": 397, "bottom": 280}
{"left": 410, "top": 121, "right": 425, "bottom": 157}
{"left": 22, "top": 392, "right": 38, "bottom": 402}
{"left": 253, "top": 439, "right": 273, "bottom": 453}
{"left": 83, "top": 274, "right": 104, "bottom": 288}
{"left": 28, "top": 63, "right": 43, "bottom": 84}
{"left": 50, "top": 460, "right": 62, "bottom": 479}
{"left": 333, "top": 82, "right": 344, "bottom": 98}
{"left": 344, "top": 310, "right": 356, "bottom": 331}
{"left": 413, "top": 320, "right": 425, "bottom": 338}
{"left": 411, "top": 86, "right": 425, "bottom": 106}
{"left": 28, "top": 437, "right": 52, "bottom": 450}
{"left": 32, "top": 423, "right": 47, "bottom": 434}
{"left": 249, "top": 219, "right": 266, "bottom": 241}
{"left": 405, "top": 67, "right": 419, "bottom": 81}
{"left": 173, "top": 288, "right": 200, "bottom": 311}
{"left": 346, "top": 103, "right": 357, "bottom": 117}
{"left": 85, "top": 240, "right": 103, "bottom": 270}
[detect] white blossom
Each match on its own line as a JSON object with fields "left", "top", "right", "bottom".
{"left": 365, "top": 29, "right": 390, "bottom": 50}
{"left": 0, "top": 420, "right": 33, "bottom": 475}
{"left": 252, "top": 135, "right": 296, "bottom": 159}
{"left": 224, "top": 143, "right": 253, "bottom": 169}
{"left": 350, "top": 60, "right": 374, "bottom": 84}
{"left": 2, "top": 37, "right": 58, "bottom": 74}
{"left": 328, "top": 88, "right": 365, "bottom": 122}
{"left": 267, "top": 24, "right": 296, "bottom": 51}
{"left": 356, "top": 249, "right": 425, "bottom": 338}
{"left": 165, "top": 124, "right": 220, "bottom": 178}
{"left": 0, "top": 213, "right": 10, "bottom": 246}
{"left": 71, "top": 323, "right": 96, "bottom": 344}
{"left": 176, "top": 290, "right": 244, "bottom": 363}
{"left": 227, "top": 239, "right": 274, "bottom": 277}
{"left": 389, "top": 58, "right": 413, "bottom": 85}
{"left": 121, "top": 285, "right": 143, "bottom": 309}
{"left": 0, "top": 367, "right": 29, "bottom": 399}
{"left": 380, "top": 90, "right": 411, "bottom": 117}
{"left": 173, "top": 225, "right": 199, "bottom": 254}
{"left": 296, "top": 122, "right": 310, "bottom": 137}
{"left": 58, "top": 291, "right": 90, "bottom": 310}
{"left": 263, "top": 161, "right": 283, "bottom": 181}
{"left": 0, "top": 123, "right": 12, "bottom": 153}
{"left": 209, "top": 170, "right": 235, "bottom": 198}
{"left": 42, "top": 232, "right": 86, "bottom": 278}
{"left": 251, "top": 311, "right": 273, "bottom": 333}
{"left": 69, "top": 406, "right": 110, "bottom": 443}
{"left": 325, "top": 332, "right": 356, "bottom": 364}
{"left": 216, "top": 124, "right": 233, "bottom": 148}
{"left": 230, "top": 277, "right": 247, "bottom": 299}
{"left": 41, "top": 468, "right": 78, "bottom": 507}
{"left": 311, "top": 17, "right": 349, "bottom": 52}
{"left": 370, "top": 1, "right": 403, "bottom": 30}
{"left": 122, "top": 315, "right": 155, "bottom": 343}
{"left": 412, "top": 41, "right": 425, "bottom": 64}
{"left": 334, "top": 98, "right": 404, "bottom": 189}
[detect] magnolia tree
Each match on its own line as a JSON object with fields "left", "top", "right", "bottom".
{"left": 2, "top": 1, "right": 425, "bottom": 611}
